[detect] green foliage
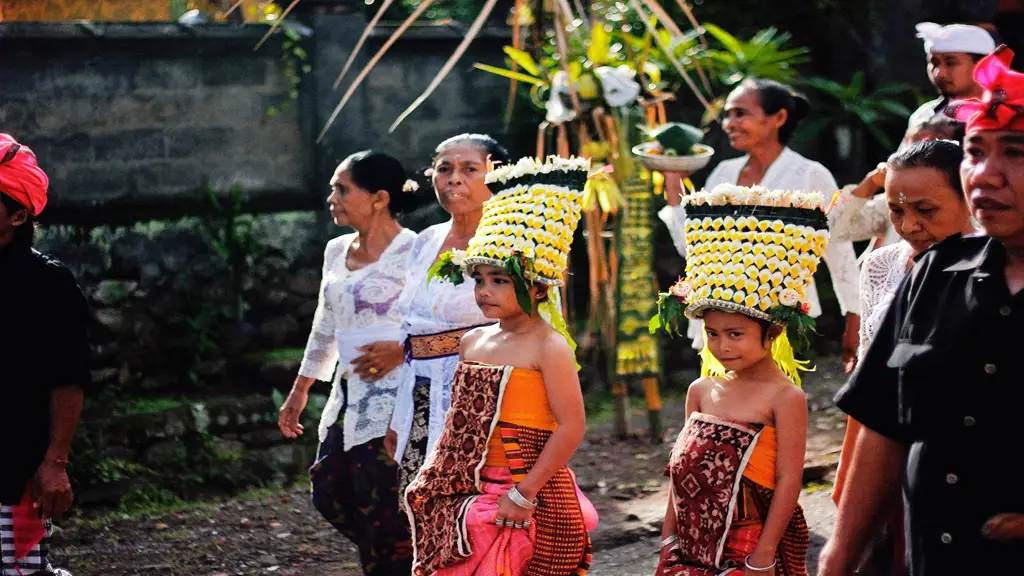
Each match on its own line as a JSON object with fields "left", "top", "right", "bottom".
{"left": 769, "top": 305, "right": 818, "bottom": 355}
{"left": 268, "top": 28, "right": 310, "bottom": 117}
{"left": 698, "top": 24, "right": 810, "bottom": 88}
{"left": 649, "top": 292, "right": 688, "bottom": 338}
{"left": 503, "top": 253, "right": 534, "bottom": 316}
{"left": 198, "top": 185, "right": 262, "bottom": 322}
{"left": 427, "top": 251, "right": 466, "bottom": 285}
{"left": 799, "top": 72, "right": 914, "bottom": 149}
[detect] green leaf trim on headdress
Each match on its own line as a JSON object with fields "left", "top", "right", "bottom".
{"left": 427, "top": 250, "right": 465, "bottom": 286}
{"left": 649, "top": 291, "right": 689, "bottom": 337}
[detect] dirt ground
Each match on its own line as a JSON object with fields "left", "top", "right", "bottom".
{"left": 50, "top": 358, "right": 849, "bottom": 576}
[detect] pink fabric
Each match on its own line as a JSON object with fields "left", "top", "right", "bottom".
{"left": 435, "top": 467, "right": 598, "bottom": 576}
{"left": 0, "top": 134, "right": 49, "bottom": 216}
{"left": 12, "top": 483, "right": 46, "bottom": 561}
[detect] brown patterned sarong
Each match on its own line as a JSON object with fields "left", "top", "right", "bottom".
{"left": 405, "top": 362, "right": 591, "bottom": 576}
{"left": 657, "top": 413, "right": 808, "bottom": 576}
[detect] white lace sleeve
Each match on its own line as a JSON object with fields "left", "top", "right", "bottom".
{"left": 807, "top": 166, "right": 861, "bottom": 316}
{"left": 298, "top": 237, "right": 346, "bottom": 381}
{"left": 829, "top": 185, "right": 890, "bottom": 243}
{"left": 657, "top": 204, "right": 688, "bottom": 256}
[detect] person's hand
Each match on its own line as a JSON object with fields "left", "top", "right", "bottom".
{"left": 983, "top": 513, "right": 1024, "bottom": 540}
{"left": 384, "top": 428, "right": 398, "bottom": 460}
{"left": 661, "top": 171, "right": 692, "bottom": 207}
{"left": 842, "top": 314, "right": 860, "bottom": 375}
{"left": 278, "top": 387, "right": 308, "bottom": 438}
{"left": 815, "top": 540, "right": 853, "bottom": 576}
{"left": 495, "top": 490, "right": 535, "bottom": 530}
{"left": 852, "top": 163, "right": 887, "bottom": 199}
{"left": 352, "top": 341, "right": 405, "bottom": 382}
{"left": 32, "top": 460, "right": 73, "bottom": 520}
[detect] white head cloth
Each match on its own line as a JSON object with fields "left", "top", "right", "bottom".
{"left": 916, "top": 22, "right": 996, "bottom": 56}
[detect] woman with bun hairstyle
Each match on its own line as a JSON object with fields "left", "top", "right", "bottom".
{"left": 278, "top": 150, "right": 419, "bottom": 575}
{"left": 658, "top": 78, "right": 862, "bottom": 367}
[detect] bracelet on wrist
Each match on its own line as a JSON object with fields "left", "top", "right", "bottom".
{"left": 48, "top": 458, "right": 70, "bottom": 466}
{"left": 660, "top": 534, "right": 679, "bottom": 549}
{"left": 507, "top": 485, "right": 538, "bottom": 510}
{"left": 744, "top": 554, "right": 777, "bottom": 572}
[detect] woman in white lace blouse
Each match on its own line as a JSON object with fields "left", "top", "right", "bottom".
{"left": 380, "top": 134, "right": 511, "bottom": 503}
{"left": 277, "top": 151, "right": 418, "bottom": 575}
{"left": 659, "top": 78, "right": 862, "bottom": 367}
{"left": 832, "top": 140, "right": 973, "bottom": 575}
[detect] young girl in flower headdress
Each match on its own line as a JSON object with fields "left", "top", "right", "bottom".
{"left": 404, "top": 156, "right": 598, "bottom": 576}
{"left": 650, "top": 184, "right": 818, "bottom": 576}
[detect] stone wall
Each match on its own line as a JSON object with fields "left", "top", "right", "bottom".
{"left": 0, "top": 22, "right": 312, "bottom": 224}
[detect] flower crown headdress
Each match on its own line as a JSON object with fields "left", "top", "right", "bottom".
{"left": 649, "top": 183, "right": 831, "bottom": 385}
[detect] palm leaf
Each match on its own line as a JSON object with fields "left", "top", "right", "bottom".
{"left": 474, "top": 63, "right": 548, "bottom": 85}
{"left": 702, "top": 23, "right": 743, "bottom": 55}
{"left": 588, "top": 22, "right": 611, "bottom": 65}
{"left": 872, "top": 82, "right": 913, "bottom": 97}
{"left": 316, "top": 0, "right": 436, "bottom": 142}
{"left": 875, "top": 100, "right": 913, "bottom": 118}
{"left": 390, "top": 0, "right": 499, "bottom": 132}
{"left": 504, "top": 45, "right": 541, "bottom": 77}
{"left": 332, "top": 0, "right": 395, "bottom": 89}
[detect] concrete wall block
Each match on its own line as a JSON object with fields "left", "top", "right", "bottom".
{"left": 44, "top": 56, "right": 137, "bottom": 97}
{"left": 166, "top": 127, "right": 235, "bottom": 159}
{"left": 130, "top": 161, "right": 203, "bottom": 195}
{"left": 94, "top": 128, "right": 166, "bottom": 162}
{"left": 133, "top": 59, "right": 202, "bottom": 91}
{"left": 25, "top": 131, "right": 94, "bottom": 165}
{"left": 201, "top": 56, "right": 269, "bottom": 87}
{"left": 193, "top": 88, "right": 269, "bottom": 127}
{"left": 57, "top": 165, "right": 131, "bottom": 204}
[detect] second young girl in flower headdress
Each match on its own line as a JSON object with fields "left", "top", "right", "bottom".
{"left": 650, "top": 184, "right": 820, "bottom": 576}
{"left": 405, "top": 156, "right": 598, "bottom": 576}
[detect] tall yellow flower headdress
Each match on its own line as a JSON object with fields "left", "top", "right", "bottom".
{"left": 428, "top": 155, "right": 590, "bottom": 347}
{"left": 649, "top": 184, "right": 831, "bottom": 385}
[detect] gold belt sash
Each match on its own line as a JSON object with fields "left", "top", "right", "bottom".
{"left": 408, "top": 325, "right": 487, "bottom": 360}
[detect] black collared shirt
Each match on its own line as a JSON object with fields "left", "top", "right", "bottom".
{"left": 835, "top": 234, "right": 1024, "bottom": 575}
{"left": 0, "top": 242, "right": 91, "bottom": 505}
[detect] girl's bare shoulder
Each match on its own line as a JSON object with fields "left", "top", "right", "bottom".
{"left": 772, "top": 380, "right": 807, "bottom": 411}
{"left": 459, "top": 324, "right": 497, "bottom": 353}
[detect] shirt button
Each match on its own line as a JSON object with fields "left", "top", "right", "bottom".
{"left": 964, "top": 416, "right": 977, "bottom": 427}
{"left": 999, "top": 305, "right": 1012, "bottom": 316}
{"left": 984, "top": 363, "right": 997, "bottom": 375}
{"left": 946, "top": 473, "right": 958, "bottom": 485}
{"left": 940, "top": 532, "right": 953, "bottom": 544}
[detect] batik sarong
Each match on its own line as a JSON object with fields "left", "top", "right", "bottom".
{"left": 405, "top": 362, "right": 594, "bottom": 576}
{"left": 656, "top": 413, "right": 808, "bottom": 576}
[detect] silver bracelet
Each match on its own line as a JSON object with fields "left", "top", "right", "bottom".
{"left": 660, "top": 534, "right": 679, "bottom": 549}
{"left": 507, "top": 485, "right": 538, "bottom": 509}
{"left": 744, "top": 554, "right": 777, "bottom": 572}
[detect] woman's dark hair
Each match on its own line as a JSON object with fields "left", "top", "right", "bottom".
{"left": 336, "top": 150, "right": 415, "bottom": 217}
{"left": 738, "top": 78, "right": 811, "bottom": 145}
{"left": 910, "top": 113, "right": 966, "bottom": 143}
{"left": 0, "top": 193, "right": 34, "bottom": 248}
{"left": 886, "top": 139, "right": 966, "bottom": 203}
{"left": 433, "top": 133, "right": 511, "bottom": 166}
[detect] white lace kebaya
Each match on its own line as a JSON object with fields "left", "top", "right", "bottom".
{"left": 388, "top": 221, "right": 493, "bottom": 462}
{"left": 658, "top": 147, "right": 862, "bottom": 349}
{"left": 298, "top": 229, "right": 417, "bottom": 449}
{"left": 856, "top": 241, "right": 915, "bottom": 362}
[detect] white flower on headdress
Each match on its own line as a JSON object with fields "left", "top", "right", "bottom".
{"left": 669, "top": 279, "right": 693, "bottom": 302}
{"left": 779, "top": 288, "right": 800, "bottom": 307}
{"left": 707, "top": 189, "right": 729, "bottom": 206}
{"left": 450, "top": 249, "right": 466, "bottom": 266}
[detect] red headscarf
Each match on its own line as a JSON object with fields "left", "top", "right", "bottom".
{"left": 947, "top": 46, "right": 1024, "bottom": 133}
{"left": 0, "top": 133, "right": 49, "bottom": 216}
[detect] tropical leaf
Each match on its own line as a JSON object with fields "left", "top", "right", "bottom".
{"left": 474, "top": 63, "right": 548, "bottom": 86}
{"left": 389, "top": 0, "right": 500, "bottom": 132}
{"left": 875, "top": 100, "right": 913, "bottom": 118}
{"left": 702, "top": 23, "right": 742, "bottom": 56}
{"left": 504, "top": 45, "right": 541, "bottom": 77}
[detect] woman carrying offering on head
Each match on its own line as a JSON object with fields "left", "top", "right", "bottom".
{"left": 383, "top": 134, "right": 512, "bottom": 501}
{"left": 405, "top": 156, "right": 598, "bottom": 576}
{"left": 277, "top": 151, "right": 418, "bottom": 575}
{"left": 658, "top": 78, "right": 862, "bottom": 371}
{"left": 830, "top": 139, "right": 974, "bottom": 576}
{"left": 650, "top": 185, "right": 821, "bottom": 576}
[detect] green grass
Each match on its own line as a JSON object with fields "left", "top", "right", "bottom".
{"left": 803, "top": 480, "right": 835, "bottom": 494}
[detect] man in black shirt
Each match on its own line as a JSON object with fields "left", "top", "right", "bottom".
{"left": 0, "top": 134, "right": 88, "bottom": 576}
{"left": 819, "top": 46, "right": 1024, "bottom": 576}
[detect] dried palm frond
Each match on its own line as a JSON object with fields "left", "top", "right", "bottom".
{"left": 333, "top": 0, "right": 395, "bottom": 89}
{"left": 254, "top": 0, "right": 302, "bottom": 51}
{"left": 316, "top": 0, "right": 436, "bottom": 142}
{"left": 637, "top": 0, "right": 712, "bottom": 100}
{"left": 389, "top": 0, "right": 500, "bottom": 132}
{"left": 503, "top": 0, "right": 527, "bottom": 131}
